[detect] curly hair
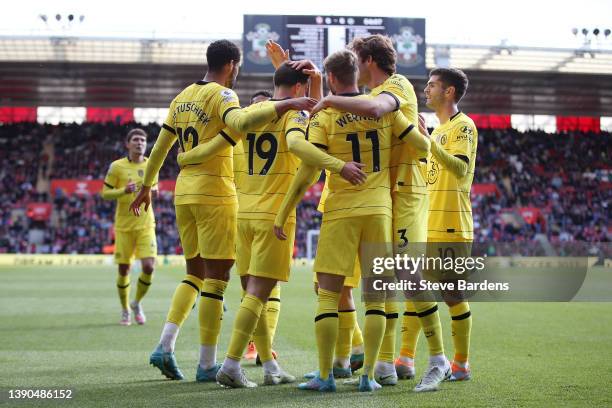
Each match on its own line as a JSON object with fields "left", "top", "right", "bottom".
{"left": 206, "top": 40, "right": 241, "bottom": 72}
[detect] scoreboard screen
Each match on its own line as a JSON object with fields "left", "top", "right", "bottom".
{"left": 243, "top": 15, "right": 426, "bottom": 77}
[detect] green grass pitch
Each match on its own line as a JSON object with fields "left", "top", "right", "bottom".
{"left": 1, "top": 264, "right": 611, "bottom": 407}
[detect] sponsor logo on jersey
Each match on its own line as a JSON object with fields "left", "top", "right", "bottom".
{"left": 457, "top": 126, "right": 474, "bottom": 142}
{"left": 461, "top": 125, "right": 474, "bottom": 135}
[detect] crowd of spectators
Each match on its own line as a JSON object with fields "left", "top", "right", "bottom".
{"left": 472, "top": 129, "right": 610, "bottom": 249}
{"left": 0, "top": 123, "right": 609, "bottom": 257}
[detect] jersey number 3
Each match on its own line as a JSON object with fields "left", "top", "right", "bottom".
{"left": 246, "top": 132, "right": 278, "bottom": 175}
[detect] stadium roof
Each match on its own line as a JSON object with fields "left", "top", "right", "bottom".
{"left": 1, "top": 36, "right": 611, "bottom": 75}
{"left": 1, "top": 36, "right": 611, "bottom": 115}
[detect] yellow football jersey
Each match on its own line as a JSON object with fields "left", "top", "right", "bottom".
{"left": 427, "top": 112, "right": 478, "bottom": 241}
{"left": 308, "top": 93, "right": 416, "bottom": 221}
{"left": 161, "top": 80, "right": 275, "bottom": 206}
{"left": 230, "top": 103, "right": 309, "bottom": 223}
{"left": 318, "top": 75, "right": 425, "bottom": 214}
{"left": 370, "top": 74, "right": 427, "bottom": 196}
{"left": 104, "top": 157, "right": 158, "bottom": 231}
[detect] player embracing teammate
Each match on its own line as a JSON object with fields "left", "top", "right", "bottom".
{"left": 128, "top": 36, "right": 476, "bottom": 395}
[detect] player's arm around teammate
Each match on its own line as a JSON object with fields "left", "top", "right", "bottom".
{"left": 127, "top": 40, "right": 316, "bottom": 383}
{"left": 216, "top": 63, "right": 363, "bottom": 388}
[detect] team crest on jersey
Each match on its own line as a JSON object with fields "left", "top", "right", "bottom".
{"left": 427, "top": 160, "right": 439, "bottom": 185}
{"left": 439, "top": 134, "right": 447, "bottom": 145}
{"left": 293, "top": 111, "right": 309, "bottom": 125}
{"left": 220, "top": 89, "right": 237, "bottom": 103}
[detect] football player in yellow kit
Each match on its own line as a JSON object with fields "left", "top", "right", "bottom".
{"left": 130, "top": 40, "right": 317, "bottom": 381}
{"left": 101, "top": 128, "right": 157, "bottom": 326}
{"left": 274, "top": 50, "right": 430, "bottom": 393}
{"left": 311, "top": 35, "right": 449, "bottom": 391}
{"left": 421, "top": 67, "right": 477, "bottom": 384}
{"left": 266, "top": 40, "right": 368, "bottom": 378}
{"left": 174, "top": 61, "right": 365, "bottom": 388}
{"left": 240, "top": 90, "right": 278, "bottom": 363}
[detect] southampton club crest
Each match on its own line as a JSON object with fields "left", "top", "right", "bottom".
{"left": 391, "top": 26, "right": 424, "bottom": 68}
{"left": 245, "top": 23, "right": 280, "bottom": 65}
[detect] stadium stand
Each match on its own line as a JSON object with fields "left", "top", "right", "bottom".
{"left": 0, "top": 123, "right": 609, "bottom": 256}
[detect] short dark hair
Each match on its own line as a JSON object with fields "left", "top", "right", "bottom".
{"left": 125, "top": 128, "right": 147, "bottom": 143}
{"left": 273, "top": 62, "right": 309, "bottom": 87}
{"left": 349, "top": 34, "right": 396, "bottom": 76}
{"left": 207, "top": 40, "right": 241, "bottom": 72}
{"left": 250, "top": 90, "right": 273, "bottom": 104}
{"left": 429, "top": 68, "right": 469, "bottom": 103}
{"left": 323, "top": 50, "right": 359, "bottom": 87}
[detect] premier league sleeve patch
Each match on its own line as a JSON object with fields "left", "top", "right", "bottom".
{"left": 220, "top": 89, "right": 238, "bottom": 103}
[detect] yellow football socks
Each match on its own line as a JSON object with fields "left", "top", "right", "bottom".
{"left": 226, "top": 294, "right": 264, "bottom": 361}
{"left": 378, "top": 301, "right": 399, "bottom": 363}
{"left": 363, "top": 301, "right": 386, "bottom": 379}
{"left": 253, "top": 303, "right": 274, "bottom": 363}
{"left": 166, "top": 274, "right": 203, "bottom": 326}
{"left": 315, "top": 289, "right": 340, "bottom": 379}
{"left": 199, "top": 278, "right": 228, "bottom": 345}
{"left": 352, "top": 321, "right": 364, "bottom": 352}
{"left": 336, "top": 309, "right": 356, "bottom": 360}
{"left": 414, "top": 301, "right": 444, "bottom": 356}
{"left": 116, "top": 274, "right": 130, "bottom": 310}
{"left": 400, "top": 301, "right": 421, "bottom": 358}
{"left": 134, "top": 272, "right": 153, "bottom": 303}
{"left": 449, "top": 302, "right": 472, "bottom": 363}
{"left": 267, "top": 284, "right": 281, "bottom": 345}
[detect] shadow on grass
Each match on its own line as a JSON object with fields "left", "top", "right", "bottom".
{"left": 71, "top": 377, "right": 429, "bottom": 408}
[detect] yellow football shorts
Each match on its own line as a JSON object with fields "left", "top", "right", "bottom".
{"left": 314, "top": 214, "right": 393, "bottom": 280}
{"left": 236, "top": 219, "right": 295, "bottom": 282}
{"left": 314, "top": 257, "right": 361, "bottom": 288}
{"left": 392, "top": 191, "right": 429, "bottom": 252}
{"left": 423, "top": 238, "right": 474, "bottom": 282}
{"left": 175, "top": 203, "right": 237, "bottom": 260}
{"left": 114, "top": 227, "right": 157, "bottom": 264}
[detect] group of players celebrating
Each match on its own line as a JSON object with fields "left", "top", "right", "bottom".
{"left": 102, "top": 33, "right": 478, "bottom": 394}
